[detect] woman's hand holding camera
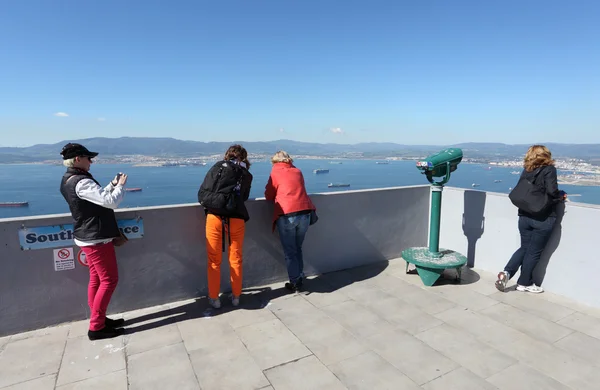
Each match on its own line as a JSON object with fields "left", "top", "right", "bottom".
{"left": 111, "top": 173, "right": 128, "bottom": 186}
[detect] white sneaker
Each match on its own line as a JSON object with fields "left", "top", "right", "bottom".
{"left": 516, "top": 285, "right": 544, "bottom": 293}
{"left": 495, "top": 271, "right": 509, "bottom": 292}
{"left": 231, "top": 295, "right": 240, "bottom": 307}
{"left": 209, "top": 297, "right": 221, "bottom": 309}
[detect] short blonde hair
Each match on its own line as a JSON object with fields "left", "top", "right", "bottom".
{"left": 523, "top": 145, "right": 555, "bottom": 172}
{"left": 63, "top": 158, "right": 76, "bottom": 168}
{"left": 271, "top": 150, "right": 293, "bottom": 164}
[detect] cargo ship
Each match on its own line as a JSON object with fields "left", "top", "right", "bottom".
{"left": 375, "top": 161, "right": 389, "bottom": 164}
{"left": 0, "top": 201, "right": 29, "bottom": 207}
{"left": 125, "top": 188, "right": 142, "bottom": 192}
{"left": 328, "top": 183, "right": 350, "bottom": 188}
{"left": 313, "top": 168, "right": 329, "bottom": 174}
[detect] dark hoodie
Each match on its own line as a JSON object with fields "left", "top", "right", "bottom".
{"left": 518, "top": 165, "right": 562, "bottom": 220}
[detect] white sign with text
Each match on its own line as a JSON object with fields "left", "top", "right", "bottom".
{"left": 53, "top": 247, "right": 75, "bottom": 271}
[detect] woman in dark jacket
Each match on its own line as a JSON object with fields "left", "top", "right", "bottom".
{"left": 496, "top": 145, "right": 566, "bottom": 293}
{"left": 198, "top": 145, "right": 253, "bottom": 308}
{"left": 265, "top": 151, "right": 316, "bottom": 292}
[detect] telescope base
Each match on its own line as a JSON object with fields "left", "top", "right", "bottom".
{"left": 401, "top": 247, "right": 467, "bottom": 286}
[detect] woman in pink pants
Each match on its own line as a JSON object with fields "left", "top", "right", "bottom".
{"left": 59, "top": 143, "right": 128, "bottom": 340}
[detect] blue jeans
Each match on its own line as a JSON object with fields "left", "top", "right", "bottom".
{"left": 276, "top": 213, "right": 310, "bottom": 285}
{"left": 505, "top": 216, "right": 556, "bottom": 286}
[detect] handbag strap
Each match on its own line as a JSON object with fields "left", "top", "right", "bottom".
{"left": 531, "top": 167, "right": 547, "bottom": 190}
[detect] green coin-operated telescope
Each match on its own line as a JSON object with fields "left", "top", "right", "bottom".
{"left": 416, "top": 148, "right": 463, "bottom": 186}
{"left": 402, "top": 148, "right": 468, "bottom": 286}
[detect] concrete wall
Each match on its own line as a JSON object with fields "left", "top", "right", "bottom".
{"left": 0, "top": 185, "right": 430, "bottom": 336}
{"left": 440, "top": 187, "right": 600, "bottom": 308}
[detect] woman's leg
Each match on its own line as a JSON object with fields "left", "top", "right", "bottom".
{"left": 294, "top": 214, "right": 311, "bottom": 283}
{"left": 87, "top": 253, "right": 100, "bottom": 316}
{"left": 504, "top": 217, "right": 533, "bottom": 278}
{"left": 277, "top": 216, "right": 300, "bottom": 284}
{"left": 206, "top": 214, "right": 223, "bottom": 300}
{"left": 227, "top": 218, "right": 245, "bottom": 298}
{"left": 517, "top": 217, "right": 556, "bottom": 287}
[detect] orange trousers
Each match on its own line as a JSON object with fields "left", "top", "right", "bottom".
{"left": 205, "top": 214, "right": 245, "bottom": 299}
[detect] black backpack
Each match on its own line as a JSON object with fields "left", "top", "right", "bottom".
{"left": 197, "top": 160, "right": 243, "bottom": 213}
{"left": 508, "top": 168, "right": 551, "bottom": 216}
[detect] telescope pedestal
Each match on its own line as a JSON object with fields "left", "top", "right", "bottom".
{"left": 402, "top": 183, "right": 467, "bottom": 286}
{"left": 401, "top": 247, "right": 467, "bottom": 286}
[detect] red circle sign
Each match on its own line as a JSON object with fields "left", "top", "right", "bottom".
{"left": 58, "top": 249, "right": 70, "bottom": 259}
{"left": 77, "top": 250, "right": 88, "bottom": 267}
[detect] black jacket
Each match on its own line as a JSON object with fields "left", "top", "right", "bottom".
{"left": 518, "top": 165, "right": 562, "bottom": 220}
{"left": 60, "top": 168, "right": 121, "bottom": 240}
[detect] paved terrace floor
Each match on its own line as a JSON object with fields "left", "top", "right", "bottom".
{"left": 2, "top": 258, "right": 600, "bottom": 390}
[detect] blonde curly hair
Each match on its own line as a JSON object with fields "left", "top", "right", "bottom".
{"left": 523, "top": 145, "right": 555, "bottom": 172}
{"left": 271, "top": 150, "right": 293, "bottom": 164}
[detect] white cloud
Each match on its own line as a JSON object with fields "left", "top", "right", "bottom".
{"left": 330, "top": 127, "right": 344, "bottom": 134}
{"left": 53, "top": 112, "right": 69, "bottom": 117}
{"left": 97, "top": 117, "right": 106, "bottom": 122}
{"left": 279, "top": 127, "right": 285, "bottom": 133}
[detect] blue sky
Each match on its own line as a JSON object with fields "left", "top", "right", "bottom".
{"left": 1, "top": 0, "right": 599, "bottom": 147}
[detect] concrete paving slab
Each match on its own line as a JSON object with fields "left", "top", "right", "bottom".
{"left": 486, "top": 364, "right": 571, "bottom": 390}
{"left": 366, "top": 328, "right": 458, "bottom": 385}
{"left": 397, "top": 286, "right": 457, "bottom": 315}
{"left": 498, "top": 336, "right": 600, "bottom": 390}
{"left": 178, "top": 316, "right": 236, "bottom": 352}
{"left": 188, "top": 336, "right": 269, "bottom": 390}
{"left": 422, "top": 367, "right": 499, "bottom": 390}
{"left": 1, "top": 375, "right": 56, "bottom": 390}
{"left": 554, "top": 331, "right": 600, "bottom": 367}
{"left": 489, "top": 291, "right": 575, "bottom": 322}
{"left": 328, "top": 351, "right": 421, "bottom": 390}
{"left": 264, "top": 355, "right": 346, "bottom": 390}
{"left": 557, "top": 311, "right": 600, "bottom": 340}
{"left": 481, "top": 303, "right": 574, "bottom": 343}
{"left": 125, "top": 323, "right": 182, "bottom": 356}
{"left": 56, "top": 370, "right": 127, "bottom": 390}
{"left": 127, "top": 343, "right": 199, "bottom": 390}
{"left": 56, "top": 336, "right": 125, "bottom": 387}
{"left": 0, "top": 331, "right": 65, "bottom": 388}
{"left": 416, "top": 323, "right": 516, "bottom": 379}
{"left": 431, "top": 286, "right": 500, "bottom": 312}
{"left": 234, "top": 318, "right": 311, "bottom": 370}
{"left": 321, "top": 300, "right": 396, "bottom": 339}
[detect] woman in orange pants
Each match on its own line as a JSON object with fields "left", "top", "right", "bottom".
{"left": 198, "top": 145, "right": 253, "bottom": 308}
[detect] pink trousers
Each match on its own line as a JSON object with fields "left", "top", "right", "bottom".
{"left": 81, "top": 242, "right": 119, "bottom": 331}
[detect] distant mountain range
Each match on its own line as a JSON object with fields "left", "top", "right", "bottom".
{"left": 1, "top": 137, "right": 600, "bottom": 163}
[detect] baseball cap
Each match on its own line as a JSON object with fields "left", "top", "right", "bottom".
{"left": 60, "top": 143, "right": 99, "bottom": 160}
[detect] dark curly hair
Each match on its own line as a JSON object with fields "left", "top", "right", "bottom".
{"left": 224, "top": 144, "right": 251, "bottom": 168}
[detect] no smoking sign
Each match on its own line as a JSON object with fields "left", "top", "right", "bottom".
{"left": 77, "top": 250, "right": 88, "bottom": 267}
{"left": 53, "top": 247, "right": 75, "bottom": 272}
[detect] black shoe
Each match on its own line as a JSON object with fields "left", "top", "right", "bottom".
{"left": 105, "top": 317, "right": 125, "bottom": 328}
{"left": 285, "top": 282, "right": 300, "bottom": 292}
{"left": 88, "top": 326, "right": 124, "bottom": 341}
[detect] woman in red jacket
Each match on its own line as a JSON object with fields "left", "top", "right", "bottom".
{"left": 265, "top": 151, "right": 316, "bottom": 292}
